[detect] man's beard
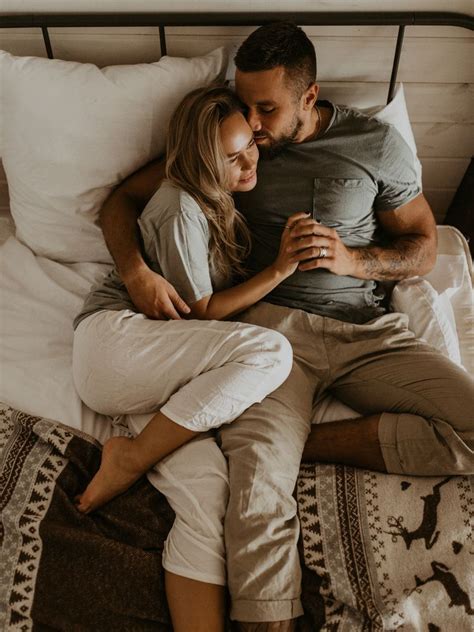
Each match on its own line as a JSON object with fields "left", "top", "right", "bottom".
{"left": 258, "top": 114, "right": 303, "bottom": 160}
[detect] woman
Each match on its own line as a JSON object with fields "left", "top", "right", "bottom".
{"left": 72, "top": 85, "right": 308, "bottom": 631}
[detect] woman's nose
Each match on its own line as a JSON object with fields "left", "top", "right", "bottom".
{"left": 242, "top": 153, "right": 255, "bottom": 170}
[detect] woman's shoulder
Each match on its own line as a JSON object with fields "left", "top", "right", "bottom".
{"left": 142, "top": 180, "right": 204, "bottom": 225}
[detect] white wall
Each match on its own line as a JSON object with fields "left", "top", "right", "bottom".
{"left": 1, "top": 1, "right": 473, "bottom": 221}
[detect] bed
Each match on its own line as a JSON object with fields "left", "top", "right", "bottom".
{"left": 1, "top": 10, "right": 473, "bottom": 631}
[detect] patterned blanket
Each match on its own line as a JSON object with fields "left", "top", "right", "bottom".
{"left": 0, "top": 404, "right": 174, "bottom": 630}
{"left": 298, "top": 464, "right": 473, "bottom": 631}
{"left": 1, "top": 403, "right": 473, "bottom": 630}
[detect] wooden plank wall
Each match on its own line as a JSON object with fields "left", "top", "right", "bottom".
{"left": 0, "top": 23, "right": 473, "bottom": 223}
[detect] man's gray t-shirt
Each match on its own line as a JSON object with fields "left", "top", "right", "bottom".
{"left": 73, "top": 181, "right": 227, "bottom": 329}
{"left": 235, "top": 101, "right": 421, "bottom": 323}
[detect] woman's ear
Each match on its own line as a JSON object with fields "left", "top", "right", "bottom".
{"left": 303, "top": 82, "right": 319, "bottom": 111}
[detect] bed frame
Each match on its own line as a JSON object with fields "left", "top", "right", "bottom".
{"left": 1, "top": 10, "right": 473, "bottom": 630}
{"left": 1, "top": 10, "right": 473, "bottom": 104}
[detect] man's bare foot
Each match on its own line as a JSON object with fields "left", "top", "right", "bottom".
{"left": 75, "top": 436, "right": 143, "bottom": 514}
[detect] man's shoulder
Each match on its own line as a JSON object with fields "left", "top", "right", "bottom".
{"left": 331, "top": 102, "right": 392, "bottom": 139}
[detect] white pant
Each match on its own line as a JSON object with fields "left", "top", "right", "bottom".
{"left": 72, "top": 309, "right": 292, "bottom": 584}
{"left": 72, "top": 309, "right": 292, "bottom": 431}
{"left": 129, "top": 415, "right": 229, "bottom": 585}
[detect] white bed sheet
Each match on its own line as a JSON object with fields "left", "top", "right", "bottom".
{"left": 425, "top": 226, "right": 474, "bottom": 372}
{"left": 0, "top": 221, "right": 472, "bottom": 442}
{"left": 0, "top": 232, "right": 114, "bottom": 443}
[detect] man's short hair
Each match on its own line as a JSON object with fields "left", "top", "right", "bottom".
{"left": 234, "top": 21, "right": 317, "bottom": 98}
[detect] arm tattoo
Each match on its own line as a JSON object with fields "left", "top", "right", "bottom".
{"left": 355, "top": 235, "right": 430, "bottom": 281}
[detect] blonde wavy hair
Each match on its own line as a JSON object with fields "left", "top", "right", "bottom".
{"left": 165, "top": 85, "right": 252, "bottom": 278}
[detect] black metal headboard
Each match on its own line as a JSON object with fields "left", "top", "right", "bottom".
{"left": 1, "top": 11, "right": 473, "bottom": 104}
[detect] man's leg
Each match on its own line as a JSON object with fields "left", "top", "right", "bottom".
{"left": 304, "top": 312, "right": 474, "bottom": 475}
{"left": 219, "top": 361, "right": 314, "bottom": 627}
{"left": 218, "top": 303, "right": 324, "bottom": 627}
{"left": 303, "top": 413, "right": 386, "bottom": 470}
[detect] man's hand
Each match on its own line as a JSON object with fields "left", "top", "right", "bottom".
{"left": 287, "top": 195, "right": 438, "bottom": 281}
{"left": 287, "top": 219, "right": 357, "bottom": 275}
{"left": 124, "top": 266, "right": 190, "bottom": 320}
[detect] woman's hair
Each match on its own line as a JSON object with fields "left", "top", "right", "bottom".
{"left": 165, "top": 85, "right": 252, "bottom": 278}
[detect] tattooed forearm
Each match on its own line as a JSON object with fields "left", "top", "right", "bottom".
{"left": 352, "top": 235, "right": 435, "bottom": 281}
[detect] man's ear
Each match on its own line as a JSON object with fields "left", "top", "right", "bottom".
{"left": 303, "top": 82, "right": 319, "bottom": 110}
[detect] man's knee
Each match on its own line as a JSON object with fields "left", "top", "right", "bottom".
{"left": 380, "top": 412, "right": 474, "bottom": 476}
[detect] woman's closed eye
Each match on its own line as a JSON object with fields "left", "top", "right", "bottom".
{"left": 230, "top": 138, "right": 256, "bottom": 163}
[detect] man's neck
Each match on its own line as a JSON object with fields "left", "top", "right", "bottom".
{"left": 300, "top": 104, "right": 332, "bottom": 143}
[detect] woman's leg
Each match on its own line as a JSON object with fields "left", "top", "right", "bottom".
{"left": 72, "top": 310, "right": 292, "bottom": 512}
{"left": 75, "top": 411, "right": 197, "bottom": 512}
{"left": 165, "top": 572, "right": 225, "bottom": 632}
{"left": 149, "top": 432, "right": 229, "bottom": 631}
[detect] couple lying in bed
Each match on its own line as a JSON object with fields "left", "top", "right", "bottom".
{"left": 72, "top": 22, "right": 474, "bottom": 632}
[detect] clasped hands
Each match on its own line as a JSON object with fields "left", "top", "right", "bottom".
{"left": 124, "top": 212, "right": 358, "bottom": 321}
{"left": 284, "top": 212, "right": 356, "bottom": 276}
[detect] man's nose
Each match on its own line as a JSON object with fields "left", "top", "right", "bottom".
{"left": 247, "top": 110, "right": 262, "bottom": 132}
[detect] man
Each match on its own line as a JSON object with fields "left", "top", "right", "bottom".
{"left": 98, "top": 22, "right": 474, "bottom": 631}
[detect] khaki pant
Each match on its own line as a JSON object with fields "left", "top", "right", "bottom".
{"left": 219, "top": 301, "right": 474, "bottom": 622}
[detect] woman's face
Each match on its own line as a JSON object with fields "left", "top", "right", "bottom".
{"left": 220, "top": 111, "right": 259, "bottom": 192}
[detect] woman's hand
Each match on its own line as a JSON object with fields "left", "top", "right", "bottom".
{"left": 272, "top": 212, "right": 314, "bottom": 279}
{"left": 284, "top": 218, "right": 357, "bottom": 276}
{"left": 124, "top": 265, "right": 190, "bottom": 320}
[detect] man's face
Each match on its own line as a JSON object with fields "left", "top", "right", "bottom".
{"left": 235, "top": 66, "right": 304, "bottom": 158}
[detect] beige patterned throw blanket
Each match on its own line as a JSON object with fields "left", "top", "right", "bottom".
{"left": 1, "top": 402, "right": 473, "bottom": 630}
{"left": 298, "top": 464, "right": 473, "bottom": 631}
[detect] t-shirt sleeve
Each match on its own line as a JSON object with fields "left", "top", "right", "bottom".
{"left": 139, "top": 201, "right": 213, "bottom": 305}
{"left": 374, "top": 125, "right": 422, "bottom": 212}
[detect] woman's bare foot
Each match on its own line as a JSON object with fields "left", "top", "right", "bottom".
{"left": 75, "top": 436, "right": 144, "bottom": 514}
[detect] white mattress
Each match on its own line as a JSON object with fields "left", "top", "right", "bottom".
{"left": 0, "top": 219, "right": 472, "bottom": 442}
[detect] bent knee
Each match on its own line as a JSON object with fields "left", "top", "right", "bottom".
{"left": 258, "top": 329, "right": 293, "bottom": 388}
{"left": 381, "top": 412, "right": 474, "bottom": 476}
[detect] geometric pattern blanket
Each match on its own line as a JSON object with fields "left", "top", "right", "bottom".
{"left": 1, "top": 402, "right": 473, "bottom": 630}
{"left": 0, "top": 404, "right": 174, "bottom": 631}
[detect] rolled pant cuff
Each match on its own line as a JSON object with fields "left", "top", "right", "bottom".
{"left": 230, "top": 598, "right": 303, "bottom": 622}
{"left": 379, "top": 411, "right": 404, "bottom": 474}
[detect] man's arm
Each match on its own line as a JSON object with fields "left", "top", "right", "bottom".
{"left": 289, "top": 193, "right": 438, "bottom": 280}
{"left": 351, "top": 193, "right": 437, "bottom": 280}
{"left": 100, "top": 158, "right": 190, "bottom": 319}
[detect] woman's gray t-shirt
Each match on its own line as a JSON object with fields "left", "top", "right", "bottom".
{"left": 73, "top": 181, "right": 227, "bottom": 330}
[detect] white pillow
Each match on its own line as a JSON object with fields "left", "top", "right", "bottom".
{"left": 390, "top": 277, "right": 462, "bottom": 366}
{"left": 359, "top": 83, "right": 422, "bottom": 186}
{"left": 0, "top": 48, "right": 227, "bottom": 263}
